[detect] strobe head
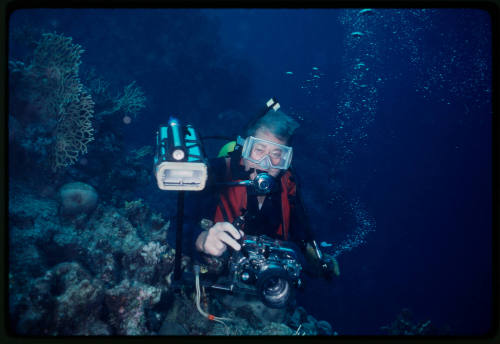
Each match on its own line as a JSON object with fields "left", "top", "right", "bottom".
{"left": 154, "top": 119, "right": 208, "bottom": 191}
{"left": 155, "top": 162, "right": 207, "bottom": 191}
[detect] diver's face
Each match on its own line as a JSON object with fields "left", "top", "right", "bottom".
{"left": 243, "top": 128, "right": 288, "bottom": 178}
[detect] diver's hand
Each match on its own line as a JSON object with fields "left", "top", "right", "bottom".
{"left": 304, "top": 242, "right": 340, "bottom": 279}
{"left": 195, "top": 222, "right": 244, "bottom": 257}
{"left": 319, "top": 253, "right": 340, "bottom": 280}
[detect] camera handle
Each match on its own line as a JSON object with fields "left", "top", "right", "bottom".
{"left": 232, "top": 209, "right": 248, "bottom": 250}
{"left": 233, "top": 209, "right": 247, "bottom": 230}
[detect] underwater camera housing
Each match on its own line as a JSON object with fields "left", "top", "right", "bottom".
{"left": 226, "top": 234, "right": 302, "bottom": 308}
{"left": 154, "top": 119, "right": 207, "bottom": 191}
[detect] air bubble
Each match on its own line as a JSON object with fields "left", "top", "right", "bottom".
{"left": 359, "top": 8, "right": 374, "bottom": 15}
{"left": 351, "top": 31, "right": 364, "bottom": 37}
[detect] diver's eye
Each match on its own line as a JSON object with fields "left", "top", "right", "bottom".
{"left": 252, "top": 147, "right": 265, "bottom": 157}
{"left": 270, "top": 150, "right": 283, "bottom": 160}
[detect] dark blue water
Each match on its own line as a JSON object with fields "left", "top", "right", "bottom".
{"left": 8, "top": 8, "right": 493, "bottom": 335}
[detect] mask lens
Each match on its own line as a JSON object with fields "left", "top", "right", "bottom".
{"left": 242, "top": 136, "right": 292, "bottom": 170}
{"left": 269, "top": 149, "right": 283, "bottom": 164}
{"left": 251, "top": 143, "right": 267, "bottom": 161}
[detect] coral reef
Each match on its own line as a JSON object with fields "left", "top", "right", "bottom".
{"left": 105, "top": 279, "right": 161, "bottom": 335}
{"left": 124, "top": 199, "right": 148, "bottom": 227}
{"left": 156, "top": 284, "right": 336, "bottom": 336}
{"left": 8, "top": 32, "right": 95, "bottom": 171}
{"left": 9, "top": 178, "right": 336, "bottom": 335}
{"left": 9, "top": 180, "right": 173, "bottom": 335}
{"left": 14, "top": 262, "right": 106, "bottom": 335}
{"left": 380, "top": 308, "right": 443, "bottom": 335}
{"left": 8, "top": 30, "right": 148, "bottom": 199}
{"left": 286, "top": 306, "right": 335, "bottom": 335}
{"left": 140, "top": 242, "right": 167, "bottom": 265}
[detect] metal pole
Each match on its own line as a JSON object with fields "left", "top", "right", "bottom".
{"left": 173, "top": 190, "right": 185, "bottom": 280}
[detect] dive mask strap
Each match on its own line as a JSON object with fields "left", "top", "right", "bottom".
{"left": 236, "top": 135, "right": 246, "bottom": 149}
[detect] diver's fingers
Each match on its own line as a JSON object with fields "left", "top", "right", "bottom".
{"left": 218, "top": 231, "right": 242, "bottom": 251}
{"left": 217, "top": 222, "right": 242, "bottom": 240}
{"left": 203, "top": 235, "right": 226, "bottom": 256}
{"left": 202, "top": 222, "right": 244, "bottom": 256}
{"left": 203, "top": 225, "right": 226, "bottom": 256}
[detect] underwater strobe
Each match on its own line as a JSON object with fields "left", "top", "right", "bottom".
{"left": 154, "top": 118, "right": 208, "bottom": 282}
{"left": 154, "top": 118, "right": 208, "bottom": 191}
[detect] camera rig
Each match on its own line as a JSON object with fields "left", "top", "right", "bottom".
{"left": 153, "top": 99, "right": 304, "bottom": 309}
{"left": 227, "top": 234, "right": 302, "bottom": 308}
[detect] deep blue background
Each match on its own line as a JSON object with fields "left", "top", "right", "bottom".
{"left": 9, "top": 8, "right": 493, "bottom": 335}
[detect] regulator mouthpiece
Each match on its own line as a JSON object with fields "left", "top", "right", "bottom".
{"left": 216, "top": 172, "right": 275, "bottom": 195}
{"left": 253, "top": 173, "right": 274, "bottom": 194}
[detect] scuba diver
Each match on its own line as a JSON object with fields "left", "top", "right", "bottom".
{"left": 153, "top": 99, "right": 340, "bottom": 330}
{"left": 194, "top": 101, "right": 340, "bottom": 281}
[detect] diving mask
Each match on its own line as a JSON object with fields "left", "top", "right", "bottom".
{"left": 240, "top": 136, "right": 293, "bottom": 170}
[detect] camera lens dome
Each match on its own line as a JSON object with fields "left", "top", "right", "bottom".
{"left": 256, "top": 267, "right": 293, "bottom": 309}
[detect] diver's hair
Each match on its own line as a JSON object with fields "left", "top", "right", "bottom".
{"left": 246, "top": 110, "right": 300, "bottom": 143}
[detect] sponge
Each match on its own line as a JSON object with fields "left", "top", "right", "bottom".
{"left": 59, "top": 182, "right": 98, "bottom": 216}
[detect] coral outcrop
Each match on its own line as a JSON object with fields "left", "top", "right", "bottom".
{"left": 10, "top": 181, "right": 173, "bottom": 335}
{"left": 9, "top": 178, "right": 336, "bottom": 335}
